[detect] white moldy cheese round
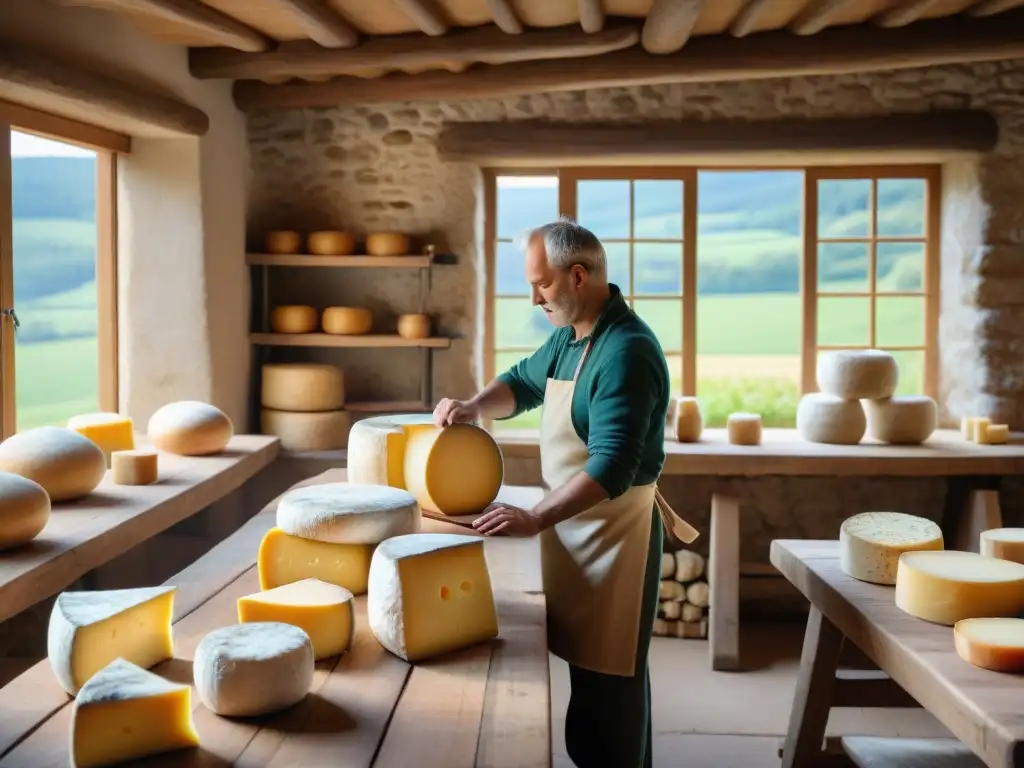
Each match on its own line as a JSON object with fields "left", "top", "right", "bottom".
{"left": 895, "top": 550, "right": 1024, "bottom": 625}
{"left": 276, "top": 482, "right": 421, "bottom": 544}
{"left": 839, "top": 512, "right": 943, "bottom": 585}
{"left": 0, "top": 426, "right": 105, "bottom": 502}
{"left": 953, "top": 617, "right": 1024, "bottom": 673}
{"left": 863, "top": 395, "right": 937, "bottom": 445}
{"left": 796, "top": 393, "right": 866, "bottom": 445}
{"left": 816, "top": 349, "right": 898, "bottom": 400}
{"left": 147, "top": 401, "right": 233, "bottom": 456}
{"left": 193, "top": 622, "right": 314, "bottom": 717}
{"left": 0, "top": 471, "right": 50, "bottom": 550}
{"left": 980, "top": 528, "right": 1024, "bottom": 563}
{"left": 261, "top": 362, "right": 345, "bottom": 412}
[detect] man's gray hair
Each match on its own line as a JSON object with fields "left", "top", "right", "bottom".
{"left": 516, "top": 216, "right": 608, "bottom": 284}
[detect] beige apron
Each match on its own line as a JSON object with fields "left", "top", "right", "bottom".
{"left": 539, "top": 339, "right": 700, "bottom": 677}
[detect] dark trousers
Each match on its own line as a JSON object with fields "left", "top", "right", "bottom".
{"left": 563, "top": 507, "right": 663, "bottom": 768}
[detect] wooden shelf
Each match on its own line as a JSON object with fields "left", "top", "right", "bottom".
{"left": 246, "top": 253, "right": 457, "bottom": 268}
{"left": 346, "top": 400, "right": 431, "bottom": 413}
{"left": 251, "top": 333, "right": 451, "bottom": 349}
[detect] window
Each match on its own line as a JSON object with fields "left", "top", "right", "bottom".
{"left": 484, "top": 165, "right": 939, "bottom": 433}
{"left": 0, "top": 109, "right": 120, "bottom": 439}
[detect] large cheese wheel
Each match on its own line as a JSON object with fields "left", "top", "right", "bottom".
{"left": 270, "top": 305, "right": 318, "bottom": 334}
{"left": 261, "top": 363, "right": 345, "bottom": 412}
{"left": 0, "top": 427, "right": 105, "bottom": 502}
{"left": 307, "top": 231, "right": 355, "bottom": 256}
{"left": 726, "top": 413, "right": 762, "bottom": 446}
{"left": 839, "top": 511, "right": 943, "bottom": 585}
{"left": 348, "top": 414, "right": 503, "bottom": 516}
{"left": 895, "top": 550, "right": 1024, "bottom": 625}
{"left": 276, "top": 482, "right": 420, "bottom": 544}
{"left": 796, "top": 393, "right": 866, "bottom": 445}
{"left": 980, "top": 528, "right": 1024, "bottom": 563}
{"left": 322, "top": 307, "right": 372, "bottom": 335}
{"left": 365, "top": 232, "right": 410, "bottom": 256}
{"left": 0, "top": 471, "right": 50, "bottom": 549}
{"left": 261, "top": 409, "right": 351, "bottom": 452}
{"left": 147, "top": 401, "right": 233, "bottom": 456}
{"left": 817, "top": 349, "right": 898, "bottom": 399}
{"left": 265, "top": 230, "right": 301, "bottom": 254}
{"left": 397, "top": 314, "right": 430, "bottom": 340}
{"left": 863, "top": 395, "right": 937, "bottom": 445}
{"left": 953, "top": 617, "right": 1024, "bottom": 673}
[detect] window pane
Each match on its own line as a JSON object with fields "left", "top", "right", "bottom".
{"left": 818, "top": 242, "right": 868, "bottom": 292}
{"left": 818, "top": 179, "right": 871, "bottom": 238}
{"left": 632, "top": 298, "right": 682, "bottom": 353}
{"left": 889, "top": 349, "right": 924, "bottom": 395}
{"left": 664, "top": 352, "right": 682, "bottom": 399}
{"left": 877, "top": 178, "right": 926, "bottom": 237}
{"left": 605, "top": 242, "right": 631, "bottom": 294}
{"left": 818, "top": 296, "right": 870, "bottom": 346}
{"left": 634, "top": 180, "right": 682, "bottom": 239}
{"left": 491, "top": 350, "right": 542, "bottom": 432}
{"left": 876, "top": 296, "right": 924, "bottom": 347}
{"left": 11, "top": 130, "right": 99, "bottom": 430}
{"left": 577, "top": 179, "right": 630, "bottom": 239}
{"left": 494, "top": 297, "right": 554, "bottom": 349}
{"left": 495, "top": 241, "right": 529, "bottom": 296}
{"left": 496, "top": 175, "right": 558, "bottom": 240}
{"left": 634, "top": 242, "right": 682, "bottom": 296}
{"left": 877, "top": 241, "right": 924, "bottom": 292}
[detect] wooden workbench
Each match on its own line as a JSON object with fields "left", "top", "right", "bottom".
{"left": 0, "top": 470, "right": 551, "bottom": 767}
{"left": 771, "top": 539, "right": 1024, "bottom": 768}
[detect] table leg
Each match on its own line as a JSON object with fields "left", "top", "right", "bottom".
{"left": 940, "top": 477, "right": 1003, "bottom": 553}
{"left": 709, "top": 493, "right": 740, "bottom": 671}
{"left": 781, "top": 607, "right": 845, "bottom": 768}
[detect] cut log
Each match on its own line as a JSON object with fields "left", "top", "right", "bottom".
{"left": 686, "top": 580, "right": 710, "bottom": 608}
{"left": 873, "top": 0, "right": 944, "bottom": 28}
{"left": 659, "top": 580, "right": 685, "bottom": 602}
{"left": 674, "top": 549, "right": 705, "bottom": 582}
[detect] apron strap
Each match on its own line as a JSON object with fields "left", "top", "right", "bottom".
{"left": 654, "top": 486, "right": 700, "bottom": 546}
{"left": 571, "top": 338, "right": 593, "bottom": 383}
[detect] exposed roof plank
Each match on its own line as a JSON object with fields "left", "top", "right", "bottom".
{"left": 270, "top": 0, "right": 358, "bottom": 48}
{"left": 968, "top": 0, "right": 1024, "bottom": 15}
{"left": 641, "top": 0, "right": 706, "bottom": 54}
{"left": 790, "top": 0, "right": 859, "bottom": 35}
{"left": 729, "top": 0, "right": 774, "bottom": 37}
{"left": 485, "top": 0, "right": 524, "bottom": 34}
{"left": 391, "top": 0, "right": 448, "bottom": 36}
{"left": 579, "top": 0, "right": 605, "bottom": 32}
{"left": 873, "top": 0, "right": 943, "bottom": 27}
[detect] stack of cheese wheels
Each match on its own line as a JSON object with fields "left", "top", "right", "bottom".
{"left": 257, "top": 482, "right": 421, "bottom": 595}
{"left": 672, "top": 396, "right": 703, "bottom": 442}
{"left": 322, "top": 306, "right": 372, "bottom": 335}
{"left": 347, "top": 413, "right": 504, "bottom": 517}
{"left": 270, "top": 305, "right": 318, "bottom": 334}
{"left": 839, "top": 511, "right": 943, "bottom": 585}
{"left": 0, "top": 426, "right": 106, "bottom": 502}
{"left": 260, "top": 362, "right": 350, "bottom": 452}
{"left": 147, "top": 401, "right": 233, "bottom": 456}
{"left": 798, "top": 349, "right": 883, "bottom": 445}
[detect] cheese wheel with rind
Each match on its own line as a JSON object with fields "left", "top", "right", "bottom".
{"left": 147, "top": 401, "right": 233, "bottom": 456}
{"left": 894, "top": 550, "right": 1024, "bottom": 625}
{"left": 0, "top": 426, "right": 105, "bottom": 502}
{"left": 953, "top": 617, "right": 1024, "bottom": 673}
{"left": 261, "top": 362, "right": 345, "bottom": 412}
{"left": 265, "top": 230, "right": 301, "bottom": 254}
{"left": 397, "top": 313, "right": 431, "bottom": 340}
{"left": 817, "top": 349, "right": 898, "bottom": 399}
{"left": 672, "top": 396, "right": 703, "bottom": 442}
{"left": 261, "top": 409, "right": 350, "bottom": 452}
{"left": 403, "top": 423, "right": 504, "bottom": 516}
{"left": 365, "top": 232, "right": 410, "bottom": 256}
{"left": 797, "top": 393, "right": 866, "bottom": 445}
{"left": 980, "top": 528, "right": 1024, "bottom": 563}
{"left": 0, "top": 471, "right": 50, "bottom": 550}
{"left": 276, "top": 482, "right": 420, "bottom": 544}
{"left": 863, "top": 395, "right": 937, "bottom": 445}
{"left": 726, "top": 412, "right": 762, "bottom": 445}
{"left": 839, "top": 511, "right": 943, "bottom": 585}
{"left": 307, "top": 231, "right": 355, "bottom": 256}
{"left": 271, "top": 305, "right": 318, "bottom": 334}
{"left": 347, "top": 413, "right": 436, "bottom": 488}
{"left": 111, "top": 450, "right": 158, "bottom": 486}
{"left": 193, "top": 622, "right": 314, "bottom": 716}
{"left": 322, "top": 306, "right": 372, "bottom": 335}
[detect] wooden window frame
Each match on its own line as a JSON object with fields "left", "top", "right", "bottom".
{"left": 483, "top": 164, "right": 941, "bottom": 434}
{"left": 0, "top": 102, "right": 125, "bottom": 438}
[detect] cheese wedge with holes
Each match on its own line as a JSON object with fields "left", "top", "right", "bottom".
{"left": 47, "top": 586, "right": 176, "bottom": 695}
{"left": 238, "top": 578, "right": 354, "bottom": 661}
{"left": 895, "top": 550, "right": 1024, "bottom": 625}
{"left": 276, "top": 482, "right": 420, "bottom": 544}
{"left": 840, "top": 512, "right": 943, "bottom": 585}
{"left": 980, "top": 528, "right": 1024, "bottom": 563}
{"left": 954, "top": 617, "right": 1024, "bottom": 673}
{"left": 70, "top": 658, "right": 199, "bottom": 767}
{"left": 67, "top": 412, "right": 135, "bottom": 467}
{"left": 368, "top": 533, "right": 498, "bottom": 662}
{"left": 257, "top": 527, "right": 374, "bottom": 594}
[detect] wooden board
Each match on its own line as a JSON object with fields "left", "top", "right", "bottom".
{"left": 770, "top": 539, "right": 1024, "bottom": 768}
{"left": 497, "top": 428, "right": 1024, "bottom": 477}
{"left": 0, "top": 433, "right": 279, "bottom": 625}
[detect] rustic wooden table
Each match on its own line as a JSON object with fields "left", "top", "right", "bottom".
{"left": 502, "top": 427, "right": 1024, "bottom": 671}
{"left": 0, "top": 469, "right": 551, "bottom": 768}
{"left": 771, "top": 539, "right": 1024, "bottom": 768}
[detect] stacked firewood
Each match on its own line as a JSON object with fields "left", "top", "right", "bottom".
{"left": 654, "top": 550, "right": 709, "bottom": 639}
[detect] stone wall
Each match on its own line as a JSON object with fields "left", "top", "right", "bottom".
{"left": 247, "top": 60, "right": 1024, "bottom": 564}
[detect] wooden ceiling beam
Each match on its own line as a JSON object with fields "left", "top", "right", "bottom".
{"left": 271, "top": 0, "right": 358, "bottom": 48}
{"left": 231, "top": 11, "right": 1024, "bottom": 110}
{"left": 873, "top": 0, "right": 943, "bottom": 27}
{"left": 52, "top": 0, "right": 270, "bottom": 52}
{"left": 190, "top": 23, "right": 639, "bottom": 80}
{"left": 968, "top": 0, "right": 1024, "bottom": 16}
{"left": 729, "top": 0, "right": 773, "bottom": 37}
{"left": 391, "top": 0, "right": 448, "bottom": 36}
{"left": 486, "top": 0, "right": 524, "bottom": 34}
{"left": 790, "top": 0, "right": 858, "bottom": 35}
{"left": 641, "top": 0, "right": 706, "bottom": 54}
{"left": 579, "top": 0, "right": 605, "bottom": 32}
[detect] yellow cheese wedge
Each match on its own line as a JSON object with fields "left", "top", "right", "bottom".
{"left": 954, "top": 617, "right": 1024, "bottom": 673}
{"left": 257, "top": 527, "right": 374, "bottom": 594}
{"left": 71, "top": 658, "right": 199, "bottom": 768}
{"left": 895, "top": 550, "right": 1024, "bottom": 626}
{"left": 238, "top": 578, "right": 354, "bottom": 660}
{"left": 111, "top": 450, "right": 158, "bottom": 486}
{"left": 980, "top": 528, "right": 1024, "bottom": 563}
{"left": 67, "top": 412, "right": 135, "bottom": 468}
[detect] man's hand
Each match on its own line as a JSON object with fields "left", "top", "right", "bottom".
{"left": 432, "top": 397, "right": 479, "bottom": 427}
{"left": 472, "top": 502, "right": 543, "bottom": 538}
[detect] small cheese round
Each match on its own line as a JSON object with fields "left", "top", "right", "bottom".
{"left": 980, "top": 528, "right": 1024, "bottom": 563}
{"left": 863, "top": 395, "right": 937, "bottom": 445}
{"left": 322, "top": 306, "right": 372, "bottom": 335}
{"left": 0, "top": 427, "right": 105, "bottom": 502}
{"left": 817, "top": 349, "right": 898, "bottom": 400}
{"left": 307, "top": 231, "right": 355, "bottom": 256}
{"left": 147, "top": 401, "right": 233, "bottom": 456}
{"left": 260, "top": 409, "right": 351, "bottom": 452}
{"left": 954, "top": 617, "right": 1024, "bottom": 673}
{"left": 265, "top": 230, "right": 301, "bottom": 254}
{"left": 276, "top": 482, "right": 421, "bottom": 544}
{"left": 839, "top": 511, "right": 943, "bottom": 585}
{"left": 397, "top": 313, "right": 430, "bottom": 340}
{"left": 0, "top": 471, "right": 50, "bottom": 549}
{"left": 365, "top": 232, "right": 410, "bottom": 256}
{"left": 111, "top": 450, "right": 158, "bottom": 486}
{"left": 261, "top": 363, "right": 345, "bottom": 412}
{"left": 673, "top": 396, "right": 703, "bottom": 442}
{"left": 726, "top": 412, "right": 762, "bottom": 445}
{"left": 270, "top": 305, "right": 318, "bottom": 334}
{"left": 193, "top": 622, "right": 314, "bottom": 717}
{"left": 796, "top": 393, "right": 866, "bottom": 445}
